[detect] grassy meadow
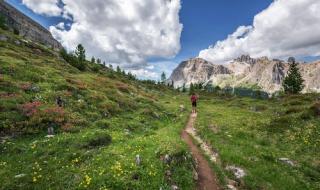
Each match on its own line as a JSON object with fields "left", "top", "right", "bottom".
{"left": 0, "top": 29, "right": 195, "bottom": 189}
{"left": 195, "top": 94, "right": 320, "bottom": 190}
{"left": 1, "top": 27, "right": 320, "bottom": 190}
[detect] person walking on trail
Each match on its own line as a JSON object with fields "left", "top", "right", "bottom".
{"left": 191, "top": 93, "right": 198, "bottom": 113}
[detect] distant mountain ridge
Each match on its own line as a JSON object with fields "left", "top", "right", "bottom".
{"left": 0, "top": 0, "right": 62, "bottom": 50}
{"left": 169, "top": 55, "right": 320, "bottom": 93}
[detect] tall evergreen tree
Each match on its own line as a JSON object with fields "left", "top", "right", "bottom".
{"left": 75, "top": 44, "right": 86, "bottom": 70}
{"left": 116, "top": 66, "right": 121, "bottom": 73}
{"left": 91, "top": 56, "right": 95, "bottom": 64}
{"left": 182, "top": 83, "right": 186, "bottom": 92}
{"left": 97, "top": 58, "right": 101, "bottom": 64}
{"left": 161, "top": 72, "right": 166, "bottom": 84}
{"left": 283, "top": 57, "right": 304, "bottom": 94}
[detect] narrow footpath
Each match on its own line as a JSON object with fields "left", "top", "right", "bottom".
{"left": 181, "top": 113, "right": 220, "bottom": 190}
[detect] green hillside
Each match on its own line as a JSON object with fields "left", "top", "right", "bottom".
{"left": 1, "top": 27, "right": 320, "bottom": 190}
{"left": 0, "top": 29, "right": 195, "bottom": 189}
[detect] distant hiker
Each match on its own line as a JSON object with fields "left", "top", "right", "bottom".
{"left": 190, "top": 93, "right": 198, "bottom": 113}
{"left": 56, "top": 96, "right": 64, "bottom": 107}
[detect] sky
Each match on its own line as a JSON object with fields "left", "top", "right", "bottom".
{"left": 5, "top": 0, "right": 320, "bottom": 80}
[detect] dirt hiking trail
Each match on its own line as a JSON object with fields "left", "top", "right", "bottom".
{"left": 181, "top": 113, "right": 220, "bottom": 190}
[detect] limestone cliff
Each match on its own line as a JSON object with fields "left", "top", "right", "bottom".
{"left": 169, "top": 55, "right": 320, "bottom": 93}
{"left": 0, "top": 0, "right": 62, "bottom": 50}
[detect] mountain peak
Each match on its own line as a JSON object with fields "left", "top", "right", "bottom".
{"left": 234, "top": 55, "right": 257, "bottom": 64}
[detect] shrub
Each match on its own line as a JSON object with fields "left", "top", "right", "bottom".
{"left": 13, "top": 28, "right": 19, "bottom": 35}
{"left": 84, "top": 134, "right": 112, "bottom": 148}
{"left": 94, "top": 120, "right": 110, "bottom": 129}
{"left": 0, "top": 15, "right": 7, "bottom": 30}
{"left": 19, "top": 101, "right": 42, "bottom": 117}
{"left": 311, "top": 102, "right": 320, "bottom": 116}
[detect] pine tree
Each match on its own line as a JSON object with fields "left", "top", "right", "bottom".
{"left": 283, "top": 57, "right": 304, "bottom": 94}
{"left": 182, "top": 83, "right": 186, "bottom": 92}
{"left": 75, "top": 44, "right": 86, "bottom": 71}
{"left": 97, "top": 58, "right": 101, "bottom": 64}
{"left": 91, "top": 56, "right": 95, "bottom": 64}
{"left": 161, "top": 72, "right": 166, "bottom": 84}
{"left": 116, "top": 66, "right": 121, "bottom": 73}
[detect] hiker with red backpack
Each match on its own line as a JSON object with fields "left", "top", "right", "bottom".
{"left": 190, "top": 93, "right": 198, "bottom": 113}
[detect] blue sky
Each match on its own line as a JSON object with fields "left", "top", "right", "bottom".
{"left": 5, "top": 0, "right": 320, "bottom": 79}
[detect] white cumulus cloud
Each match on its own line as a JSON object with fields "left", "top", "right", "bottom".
{"left": 22, "top": 0, "right": 62, "bottom": 16}
{"left": 199, "top": 0, "right": 320, "bottom": 64}
{"left": 22, "top": 0, "right": 183, "bottom": 70}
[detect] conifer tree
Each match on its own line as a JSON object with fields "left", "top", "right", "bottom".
{"left": 182, "top": 83, "right": 186, "bottom": 92}
{"left": 116, "top": 66, "right": 121, "bottom": 73}
{"left": 91, "top": 56, "right": 95, "bottom": 64}
{"left": 283, "top": 57, "right": 304, "bottom": 94}
{"left": 161, "top": 72, "right": 166, "bottom": 84}
{"left": 75, "top": 44, "right": 86, "bottom": 70}
{"left": 97, "top": 58, "right": 101, "bottom": 64}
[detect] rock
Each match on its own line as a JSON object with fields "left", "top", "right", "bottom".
{"left": 168, "top": 55, "right": 320, "bottom": 94}
{"left": 45, "top": 135, "right": 55, "bottom": 138}
{"left": 48, "top": 126, "right": 54, "bottom": 135}
{"left": 278, "top": 158, "right": 295, "bottom": 166}
{"left": 0, "top": 1, "right": 62, "bottom": 50}
{"left": 0, "top": 35, "right": 8, "bottom": 41}
{"left": 192, "top": 168, "right": 198, "bottom": 181}
{"left": 135, "top": 155, "right": 141, "bottom": 166}
{"left": 227, "top": 184, "right": 237, "bottom": 190}
{"left": 226, "top": 166, "right": 246, "bottom": 179}
{"left": 14, "top": 40, "right": 21, "bottom": 45}
{"left": 165, "top": 170, "right": 172, "bottom": 177}
{"left": 14, "top": 174, "right": 26, "bottom": 178}
{"left": 171, "top": 185, "right": 179, "bottom": 190}
{"left": 179, "top": 105, "right": 185, "bottom": 112}
{"left": 164, "top": 154, "right": 171, "bottom": 164}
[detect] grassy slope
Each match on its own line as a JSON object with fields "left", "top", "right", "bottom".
{"left": 0, "top": 29, "right": 195, "bottom": 189}
{"left": 196, "top": 94, "right": 320, "bottom": 190}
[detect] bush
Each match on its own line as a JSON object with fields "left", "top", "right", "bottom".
{"left": 0, "top": 15, "right": 7, "bottom": 30}
{"left": 13, "top": 28, "right": 19, "bottom": 35}
{"left": 84, "top": 134, "right": 112, "bottom": 148}
{"left": 311, "top": 102, "right": 320, "bottom": 116}
{"left": 94, "top": 120, "right": 110, "bottom": 129}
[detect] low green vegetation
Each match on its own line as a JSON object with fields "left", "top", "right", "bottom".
{"left": 0, "top": 29, "right": 194, "bottom": 189}
{"left": 1, "top": 26, "right": 319, "bottom": 190}
{"left": 195, "top": 93, "right": 320, "bottom": 189}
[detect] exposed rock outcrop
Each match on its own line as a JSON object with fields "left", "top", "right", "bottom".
{"left": 169, "top": 55, "right": 320, "bottom": 93}
{"left": 0, "top": 0, "right": 62, "bottom": 50}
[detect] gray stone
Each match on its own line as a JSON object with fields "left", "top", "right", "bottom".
{"left": 0, "top": 35, "right": 8, "bottom": 41}
{"left": 0, "top": 1, "right": 62, "bottom": 50}
{"left": 171, "top": 185, "right": 179, "bottom": 190}
{"left": 279, "top": 158, "right": 295, "bottom": 166}
{"left": 14, "top": 174, "right": 26, "bottom": 178}
{"left": 226, "top": 166, "right": 246, "bottom": 179}
{"left": 135, "top": 155, "right": 141, "bottom": 166}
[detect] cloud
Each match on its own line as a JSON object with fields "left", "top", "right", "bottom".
{"left": 22, "top": 0, "right": 182, "bottom": 71}
{"left": 199, "top": 0, "right": 320, "bottom": 64}
{"left": 22, "top": 0, "right": 62, "bottom": 16}
{"left": 129, "top": 60, "right": 179, "bottom": 80}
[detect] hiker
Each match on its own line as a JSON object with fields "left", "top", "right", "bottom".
{"left": 56, "top": 96, "right": 64, "bottom": 107}
{"left": 190, "top": 93, "right": 198, "bottom": 113}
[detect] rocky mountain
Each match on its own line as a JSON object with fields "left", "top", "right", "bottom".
{"left": 169, "top": 55, "right": 320, "bottom": 93}
{"left": 0, "top": 0, "right": 62, "bottom": 50}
